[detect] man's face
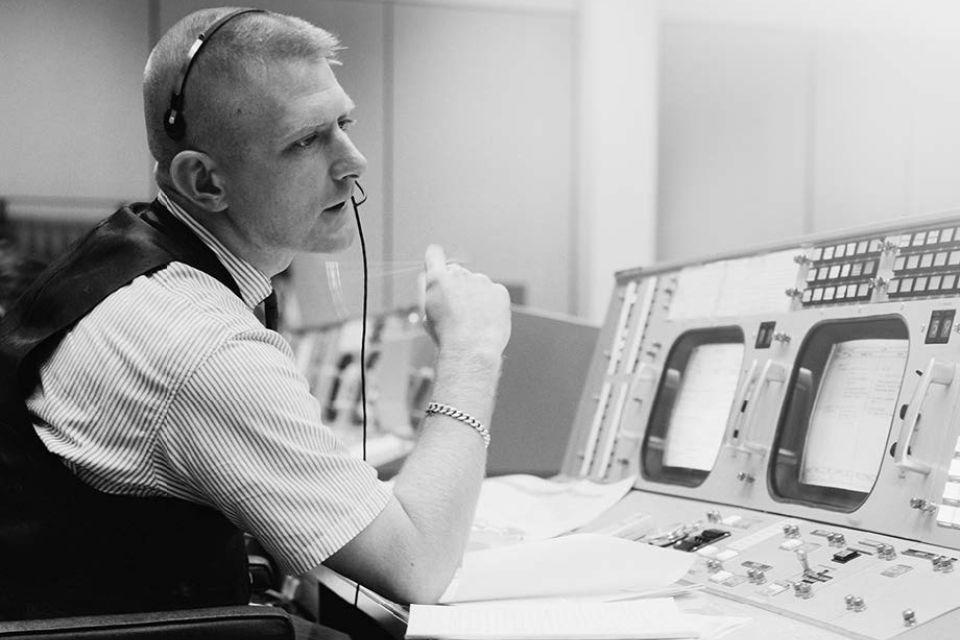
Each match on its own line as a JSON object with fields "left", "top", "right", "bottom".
{"left": 210, "top": 57, "right": 367, "bottom": 257}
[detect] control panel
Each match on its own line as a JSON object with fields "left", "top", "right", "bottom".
{"left": 563, "top": 211, "right": 960, "bottom": 638}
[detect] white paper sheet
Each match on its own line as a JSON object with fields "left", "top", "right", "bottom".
{"left": 469, "top": 474, "right": 637, "bottom": 548}
{"left": 800, "top": 339, "right": 909, "bottom": 493}
{"left": 439, "top": 533, "right": 696, "bottom": 604}
{"left": 407, "top": 598, "right": 698, "bottom": 639}
{"left": 663, "top": 344, "right": 744, "bottom": 471}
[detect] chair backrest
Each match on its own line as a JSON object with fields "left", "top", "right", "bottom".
{"left": 0, "top": 605, "right": 293, "bottom": 640}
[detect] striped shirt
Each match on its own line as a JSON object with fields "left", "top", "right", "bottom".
{"left": 27, "top": 191, "right": 392, "bottom": 576}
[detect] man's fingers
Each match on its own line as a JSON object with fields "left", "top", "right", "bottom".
{"left": 424, "top": 245, "right": 448, "bottom": 276}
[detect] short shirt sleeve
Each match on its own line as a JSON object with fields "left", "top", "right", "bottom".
{"left": 161, "top": 326, "right": 392, "bottom": 576}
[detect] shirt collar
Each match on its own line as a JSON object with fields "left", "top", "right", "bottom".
{"left": 156, "top": 190, "right": 272, "bottom": 309}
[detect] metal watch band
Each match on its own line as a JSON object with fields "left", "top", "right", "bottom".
{"left": 425, "top": 401, "right": 491, "bottom": 448}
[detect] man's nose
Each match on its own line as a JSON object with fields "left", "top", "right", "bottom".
{"left": 331, "top": 136, "right": 368, "bottom": 182}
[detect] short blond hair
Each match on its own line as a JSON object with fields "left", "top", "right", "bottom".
{"left": 143, "top": 7, "right": 341, "bottom": 178}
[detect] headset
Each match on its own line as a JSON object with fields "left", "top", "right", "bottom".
{"left": 163, "top": 8, "right": 267, "bottom": 141}
{"left": 162, "top": 5, "right": 372, "bottom": 465}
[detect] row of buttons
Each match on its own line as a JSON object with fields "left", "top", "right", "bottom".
{"left": 893, "top": 227, "right": 960, "bottom": 249}
{"left": 810, "top": 239, "right": 883, "bottom": 262}
{"left": 802, "top": 283, "right": 872, "bottom": 304}
{"left": 893, "top": 250, "right": 960, "bottom": 272}
{"left": 807, "top": 260, "right": 878, "bottom": 283}
{"left": 936, "top": 441, "right": 960, "bottom": 528}
{"left": 888, "top": 273, "right": 960, "bottom": 296}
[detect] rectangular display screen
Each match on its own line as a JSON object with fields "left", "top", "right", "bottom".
{"left": 800, "top": 339, "right": 909, "bottom": 493}
{"left": 662, "top": 343, "right": 744, "bottom": 471}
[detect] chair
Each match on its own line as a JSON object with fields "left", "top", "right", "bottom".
{"left": 0, "top": 605, "right": 294, "bottom": 639}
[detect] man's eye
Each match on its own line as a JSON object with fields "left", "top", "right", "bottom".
{"left": 338, "top": 118, "right": 356, "bottom": 132}
{"left": 294, "top": 134, "right": 318, "bottom": 149}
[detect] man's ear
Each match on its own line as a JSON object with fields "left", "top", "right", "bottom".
{"left": 168, "top": 150, "right": 228, "bottom": 212}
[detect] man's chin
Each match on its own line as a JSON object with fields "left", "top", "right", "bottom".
{"left": 307, "top": 229, "right": 356, "bottom": 254}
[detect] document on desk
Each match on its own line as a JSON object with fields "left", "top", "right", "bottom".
{"left": 440, "top": 533, "right": 695, "bottom": 604}
{"left": 406, "top": 598, "right": 698, "bottom": 639}
{"left": 470, "top": 474, "right": 637, "bottom": 548}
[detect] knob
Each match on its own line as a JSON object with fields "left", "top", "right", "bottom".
{"left": 877, "top": 544, "right": 897, "bottom": 560}
{"left": 933, "top": 556, "right": 954, "bottom": 573}
{"left": 783, "top": 523, "right": 801, "bottom": 538}
{"left": 773, "top": 332, "right": 791, "bottom": 343}
{"left": 844, "top": 594, "right": 856, "bottom": 610}
{"left": 747, "top": 568, "right": 766, "bottom": 584}
{"left": 706, "top": 509, "right": 722, "bottom": 524}
{"left": 903, "top": 609, "right": 917, "bottom": 626}
{"left": 793, "top": 254, "right": 810, "bottom": 265}
{"left": 828, "top": 533, "right": 846, "bottom": 547}
{"left": 793, "top": 582, "right": 812, "bottom": 599}
{"left": 737, "top": 471, "right": 756, "bottom": 483}
{"left": 850, "top": 596, "right": 866, "bottom": 612}
{"left": 785, "top": 287, "right": 803, "bottom": 299}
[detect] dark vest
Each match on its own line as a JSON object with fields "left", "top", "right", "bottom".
{"left": 0, "top": 200, "right": 250, "bottom": 619}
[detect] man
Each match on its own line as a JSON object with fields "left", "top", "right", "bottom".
{"left": 0, "top": 5, "right": 511, "bottom": 630}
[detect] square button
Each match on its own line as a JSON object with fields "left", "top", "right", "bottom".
{"left": 857, "top": 283, "right": 871, "bottom": 297}
{"left": 902, "top": 278, "right": 915, "bottom": 293}
{"left": 841, "top": 263, "right": 852, "bottom": 277}
{"left": 846, "top": 242, "right": 857, "bottom": 255}
{"left": 945, "top": 274, "right": 958, "bottom": 290}
{"left": 894, "top": 256, "right": 906, "bottom": 271}
{"left": 950, "top": 250, "right": 960, "bottom": 266}
{"left": 943, "top": 228, "right": 956, "bottom": 243}
{"left": 864, "top": 260, "right": 877, "bottom": 275}
{"left": 897, "top": 235, "right": 911, "bottom": 249}
{"left": 935, "top": 252, "right": 949, "bottom": 267}
{"left": 824, "top": 286, "right": 836, "bottom": 301}
{"left": 836, "top": 285, "right": 848, "bottom": 299}
{"left": 949, "top": 458, "right": 960, "bottom": 480}
{"left": 715, "top": 550, "right": 739, "bottom": 561}
{"left": 907, "top": 255, "right": 921, "bottom": 270}
{"left": 930, "top": 275, "right": 943, "bottom": 290}
{"left": 812, "top": 288, "right": 824, "bottom": 302}
{"left": 835, "top": 244, "right": 847, "bottom": 258}
{"left": 946, "top": 483, "right": 960, "bottom": 503}
{"left": 856, "top": 240, "right": 868, "bottom": 254}
{"left": 851, "top": 262, "right": 864, "bottom": 277}
{"left": 915, "top": 276, "right": 929, "bottom": 292}
{"left": 828, "top": 265, "right": 841, "bottom": 279}
{"left": 802, "top": 289, "right": 813, "bottom": 303}
{"left": 823, "top": 246, "right": 836, "bottom": 260}
{"left": 888, "top": 279, "right": 901, "bottom": 294}
{"left": 928, "top": 230, "right": 941, "bottom": 244}
{"left": 817, "top": 267, "right": 828, "bottom": 281}
{"left": 811, "top": 247, "right": 823, "bottom": 261}
{"left": 914, "top": 232, "right": 926, "bottom": 246}
{"left": 921, "top": 253, "right": 934, "bottom": 268}
{"left": 938, "top": 505, "right": 958, "bottom": 527}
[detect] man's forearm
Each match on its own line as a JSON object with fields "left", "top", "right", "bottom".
{"left": 389, "top": 348, "right": 502, "bottom": 595}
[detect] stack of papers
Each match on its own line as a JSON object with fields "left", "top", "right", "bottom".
{"left": 440, "top": 533, "right": 695, "bottom": 604}
{"left": 469, "top": 474, "right": 637, "bottom": 549}
{"left": 407, "top": 598, "right": 698, "bottom": 639}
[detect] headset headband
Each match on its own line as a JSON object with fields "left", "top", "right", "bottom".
{"left": 163, "top": 8, "right": 267, "bottom": 140}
